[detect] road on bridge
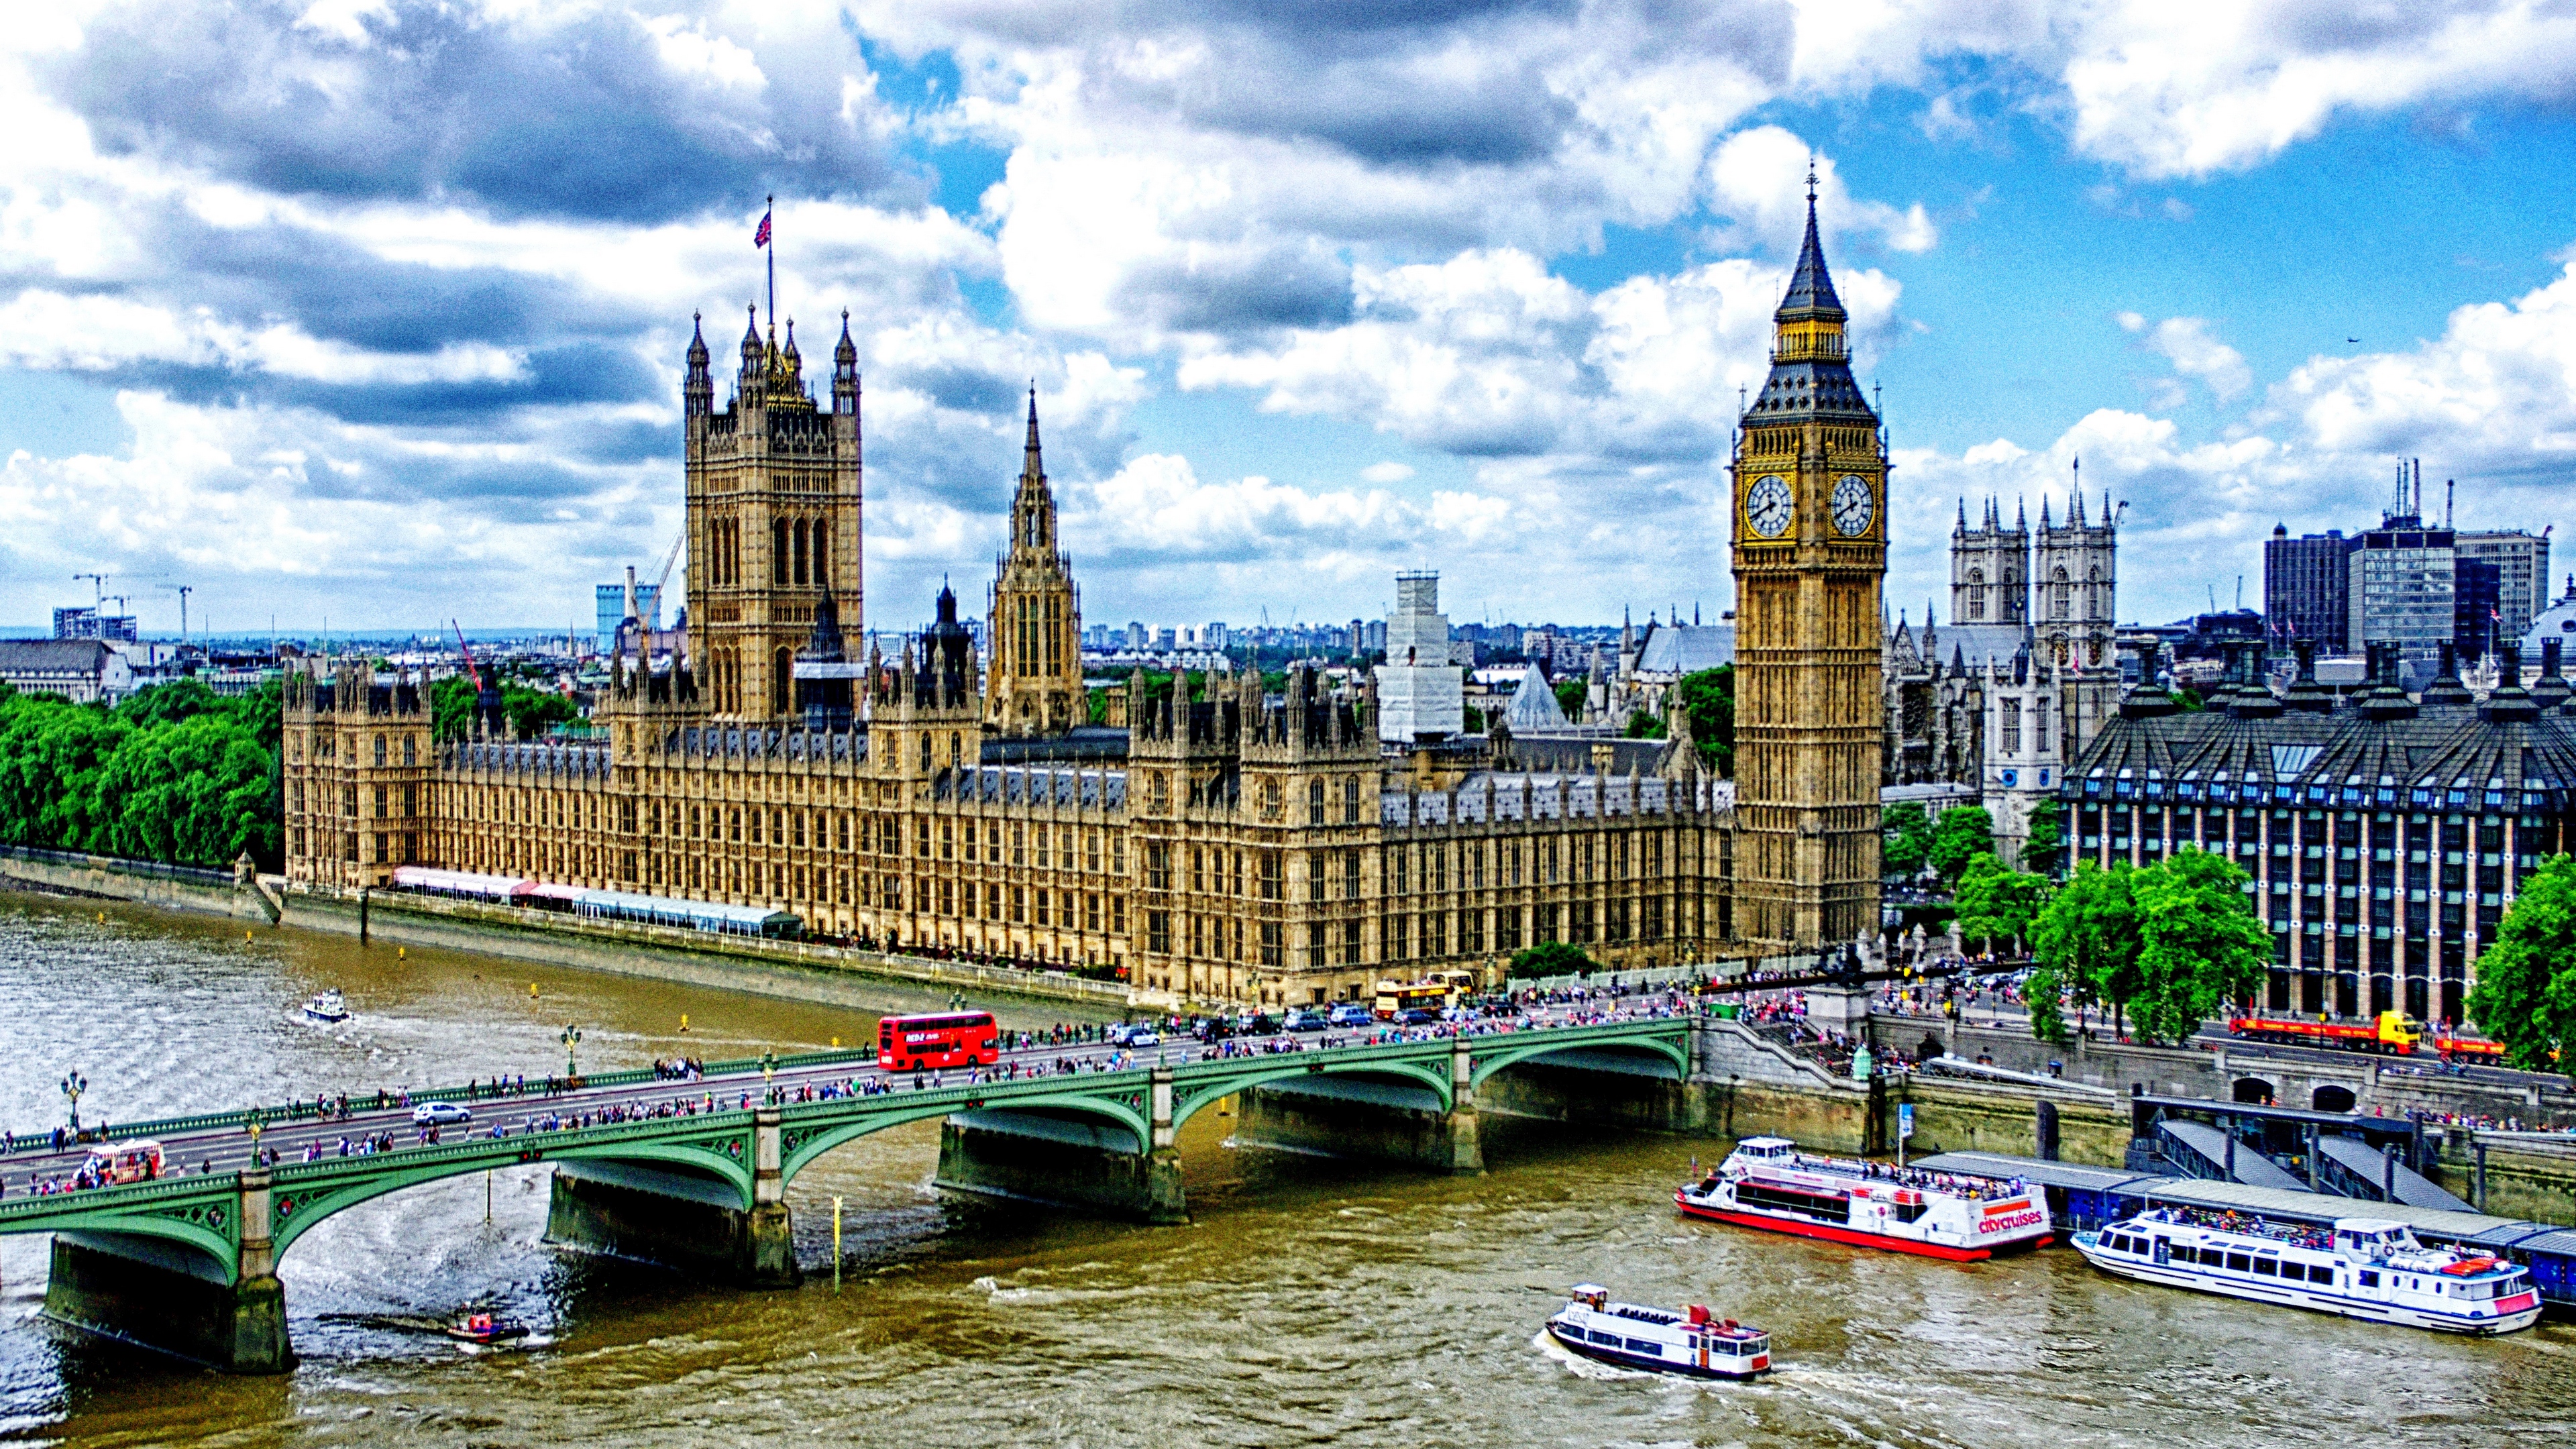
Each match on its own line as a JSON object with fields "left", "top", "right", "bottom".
{"left": 0, "top": 994, "right": 1697, "bottom": 1198}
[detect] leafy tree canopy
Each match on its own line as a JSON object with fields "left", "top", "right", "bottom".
{"left": 1673, "top": 665, "right": 1734, "bottom": 777}
{"left": 2032, "top": 861, "right": 2143, "bottom": 1031}
{"left": 1927, "top": 805, "right": 1994, "bottom": 882}
{"left": 1884, "top": 800, "right": 1932, "bottom": 877}
{"left": 2467, "top": 853, "right": 2576, "bottom": 1083}
{"left": 1509, "top": 940, "right": 1594, "bottom": 979}
{"left": 1552, "top": 678, "right": 1589, "bottom": 721}
{"left": 1953, "top": 853, "right": 2050, "bottom": 953}
{"left": 2127, "top": 848, "right": 2270, "bottom": 1044}
{"left": 0, "top": 678, "right": 282, "bottom": 870}
{"left": 2023, "top": 798, "right": 2065, "bottom": 877}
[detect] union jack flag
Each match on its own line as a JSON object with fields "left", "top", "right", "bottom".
{"left": 753, "top": 210, "right": 772, "bottom": 248}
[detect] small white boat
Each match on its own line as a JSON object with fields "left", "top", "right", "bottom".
{"left": 1677, "top": 1136, "right": 2051, "bottom": 1261}
{"left": 302, "top": 989, "right": 350, "bottom": 1024}
{"left": 2074, "top": 1210, "right": 2542, "bottom": 1335}
{"left": 1544, "top": 1285, "right": 1773, "bottom": 1379}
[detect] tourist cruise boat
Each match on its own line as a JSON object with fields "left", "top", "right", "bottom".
{"left": 302, "top": 988, "right": 350, "bottom": 1024}
{"left": 2074, "top": 1210, "right": 2542, "bottom": 1334}
{"left": 1544, "top": 1286, "right": 1772, "bottom": 1379}
{"left": 1676, "top": 1136, "right": 2051, "bottom": 1260}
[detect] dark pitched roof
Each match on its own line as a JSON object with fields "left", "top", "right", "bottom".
{"left": 1779, "top": 195, "right": 1843, "bottom": 317}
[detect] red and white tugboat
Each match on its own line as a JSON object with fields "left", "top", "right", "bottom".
{"left": 1545, "top": 1285, "right": 1773, "bottom": 1379}
{"left": 1676, "top": 1136, "right": 2051, "bottom": 1260}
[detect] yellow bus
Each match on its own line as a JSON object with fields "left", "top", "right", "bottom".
{"left": 1373, "top": 970, "right": 1482, "bottom": 1018}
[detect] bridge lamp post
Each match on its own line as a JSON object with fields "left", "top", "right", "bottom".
{"left": 561, "top": 1025, "right": 584, "bottom": 1081}
{"left": 60, "top": 1070, "right": 86, "bottom": 1133}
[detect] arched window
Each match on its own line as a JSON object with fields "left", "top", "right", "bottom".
{"left": 814, "top": 521, "right": 830, "bottom": 588}
{"left": 772, "top": 520, "right": 789, "bottom": 585}
{"left": 920, "top": 733, "right": 932, "bottom": 771}
{"left": 772, "top": 647, "right": 792, "bottom": 714}
{"left": 2052, "top": 566, "right": 2070, "bottom": 621}
{"left": 1967, "top": 567, "right": 1986, "bottom": 621}
{"left": 793, "top": 519, "right": 809, "bottom": 586}
{"left": 1308, "top": 780, "right": 1326, "bottom": 825}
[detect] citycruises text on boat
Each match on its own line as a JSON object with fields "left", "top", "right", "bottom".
{"left": 2074, "top": 1209, "right": 2542, "bottom": 1334}
{"left": 1676, "top": 1136, "right": 2051, "bottom": 1260}
{"left": 1544, "top": 1286, "right": 1773, "bottom": 1379}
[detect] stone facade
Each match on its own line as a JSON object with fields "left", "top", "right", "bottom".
{"left": 284, "top": 253, "right": 1893, "bottom": 1003}
{"left": 1729, "top": 181, "right": 1886, "bottom": 951}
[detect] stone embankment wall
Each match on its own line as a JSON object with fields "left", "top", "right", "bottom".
{"left": 0, "top": 848, "right": 1128, "bottom": 1016}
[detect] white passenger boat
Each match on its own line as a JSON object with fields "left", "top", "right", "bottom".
{"left": 1676, "top": 1136, "right": 2051, "bottom": 1260}
{"left": 1544, "top": 1285, "right": 1772, "bottom": 1379}
{"left": 2074, "top": 1210, "right": 2541, "bottom": 1334}
{"left": 302, "top": 988, "right": 350, "bottom": 1024}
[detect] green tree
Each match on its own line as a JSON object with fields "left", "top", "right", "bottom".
{"left": 2032, "top": 861, "right": 2143, "bottom": 1036}
{"left": 2023, "top": 963, "right": 2070, "bottom": 1044}
{"left": 1552, "top": 678, "right": 1588, "bottom": 720}
{"left": 1673, "top": 665, "right": 1734, "bottom": 776}
{"left": 1927, "top": 805, "right": 1994, "bottom": 883}
{"left": 1509, "top": 940, "right": 1594, "bottom": 979}
{"left": 2127, "top": 848, "right": 2270, "bottom": 1044}
{"left": 502, "top": 685, "right": 579, "bottom": 740}
{"left": 1952, "top": 853, "right": 2050, "bottom": 955}
{"left": 2467, "top": 853, "right": 2576, "bottom": 1081}
{"left": 1883, "top": 800, "right": 1932, "bottom": 877}
{"left": 1623, "top": 709, "right": 1666, "bottom": 739}
{"left": 95, "top": 714, "right": 280, "bottom": 867}
{"left": 115, "top": 678, "right": 228, "bottom": 730}
{"left": 2022, "top": 798, "right": 2065, "bottom": 876}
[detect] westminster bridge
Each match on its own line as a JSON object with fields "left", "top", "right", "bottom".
{"left": 0, "top": 1014, "right": 1693, "bottom": 1372}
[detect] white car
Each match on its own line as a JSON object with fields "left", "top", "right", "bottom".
{"left": 411, "top": 1102, "right": 473, "bottom": 1126}
{"left": 1122, "top": 1029, "right": 1161, "bottom": 1048}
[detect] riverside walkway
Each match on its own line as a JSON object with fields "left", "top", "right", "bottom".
{"left": 0, "top": 1010, "right": 1692, "bottom": 1372}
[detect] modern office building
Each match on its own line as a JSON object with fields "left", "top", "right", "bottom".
{"left": 2264, "top": 525, "right": 2358, "bottom": 651}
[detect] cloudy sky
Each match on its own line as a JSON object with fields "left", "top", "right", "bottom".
{"left": 7, "top": 1, "right": 2576, "bottom": 639}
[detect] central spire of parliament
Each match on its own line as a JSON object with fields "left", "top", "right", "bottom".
{"left": 985, "top": 388, "right": 1085, "bottom": 736}
{"left": 1729, "top": 167, "right": 1888, "bottom": 951}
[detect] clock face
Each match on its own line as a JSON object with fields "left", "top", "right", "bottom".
{"left": 1746, "top": 475, "right": 1793, "bottom": 539}
{"left": 1831, "top": 474, "right": 1875, "bottom": 536}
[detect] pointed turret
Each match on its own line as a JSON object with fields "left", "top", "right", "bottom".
{"left": 832, "top": 309, "right": 858, "bottom": 416}
{"left": 1955, "top": 497, "right": 1968, "bottom": 533}
{"left": 737, "top": 304, "right": 763, "bottom": 394}
{"left": 1779, "top": 176, "right": 1845, "bottom": 317}
{"left": 684, "top": 312, "right": 712, "bottom": 417}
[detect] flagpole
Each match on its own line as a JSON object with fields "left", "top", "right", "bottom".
{"left": 766, "top": 194, "right": 775, "bottom": 337}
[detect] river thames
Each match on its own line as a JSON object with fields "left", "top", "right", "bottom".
{"left": 0, "top": 896, "right": 2565, "bottom": 1448}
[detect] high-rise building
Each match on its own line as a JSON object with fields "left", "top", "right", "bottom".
{"left": 52, "top": 606, "right": 138, "bottom": 643}
{"left": 985, "top": 392, "right": 1085, "bottom": 737}
{"left": 2264, "top": 525, "right": 2357, "bottom": 652}
{"left": 1375, "top": 570, "right": 1462, "bottom": 743}
{"left": 1125, "top": 621, "right": 1148, "bottom": 651}
{"left": 2455, "top": 529, "right": 2551, "bottom": 655}
{"left": 682, "top": 307, "right": 861, "bottom": 719}
{"left": 1730, "top": 177, "right": 1884, "bottom": 952}
{"left": 2348, "top": 515, "right": 2456, "bottom": 686}
{"left": 595, "top": 580, "right": 663, "bottom": 649}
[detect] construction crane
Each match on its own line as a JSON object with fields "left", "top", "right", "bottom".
{"left": 72, "top": 572, "right": 107, "bottom": 605}
{"left": 451, "top": 620, "right": 486, "bottom": 693}
{"left": 160, "top": 584, "right": 193, "bottom": 643}
{"left": 652, "top": 525, "right": 686, "bottom": 606}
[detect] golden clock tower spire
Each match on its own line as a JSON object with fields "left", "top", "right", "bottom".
{"left": 1729, "top": 169, "right": 1886, "bottom": 952}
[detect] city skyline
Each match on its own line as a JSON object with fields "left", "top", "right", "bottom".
{"left": 7, "top": 5, "right": 2576, "bottom": 635}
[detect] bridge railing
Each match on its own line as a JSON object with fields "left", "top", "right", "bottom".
{"left": 5, "top": 1016, "right": 1686, "bottom": 1161}
{"left": 5, "top": 1044, "right": 889, "bottom": 1155}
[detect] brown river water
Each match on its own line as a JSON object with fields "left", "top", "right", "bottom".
{"left": 0, "top": 894, "right": 2566, "bottom": 1448}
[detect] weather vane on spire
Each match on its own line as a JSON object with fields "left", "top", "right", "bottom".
{"left": 1806, "top": 155, "right": 1817, "bottom": 205}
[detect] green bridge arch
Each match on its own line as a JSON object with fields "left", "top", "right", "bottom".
{"left": 777, "top": 1088, "right": 1154, "bottom": 1183}
{"left": 1167, "top": 1055, "right": 1454, "bottom": 1132}
{"left": 1468, "top": 1025, "right": 1690, "bottom": 1088}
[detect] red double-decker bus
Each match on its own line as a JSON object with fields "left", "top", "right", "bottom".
{"left": 878, "top": 1011, "right": 1000, "bottom": 1071}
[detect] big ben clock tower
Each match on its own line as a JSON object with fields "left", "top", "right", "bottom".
{"left": 1730, "top": 170, "right": 1886, "bottom": 953}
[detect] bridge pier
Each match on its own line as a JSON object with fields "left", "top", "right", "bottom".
{"left": 1235, "top": 1047, "right": 1480, "bottom": 1174}
{"left": 933, "top": 1073, "right": 1183, "bottom": 1224}
{"left": 545, "top": 1110, "right": 799, "bottom": 1287}
{"left": 42, "top": 1171, "right": 292, "bottom": 1374}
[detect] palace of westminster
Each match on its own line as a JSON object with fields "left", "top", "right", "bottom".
{"left": 279, "top": 199, "right": 1900, "bottom": 1007}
